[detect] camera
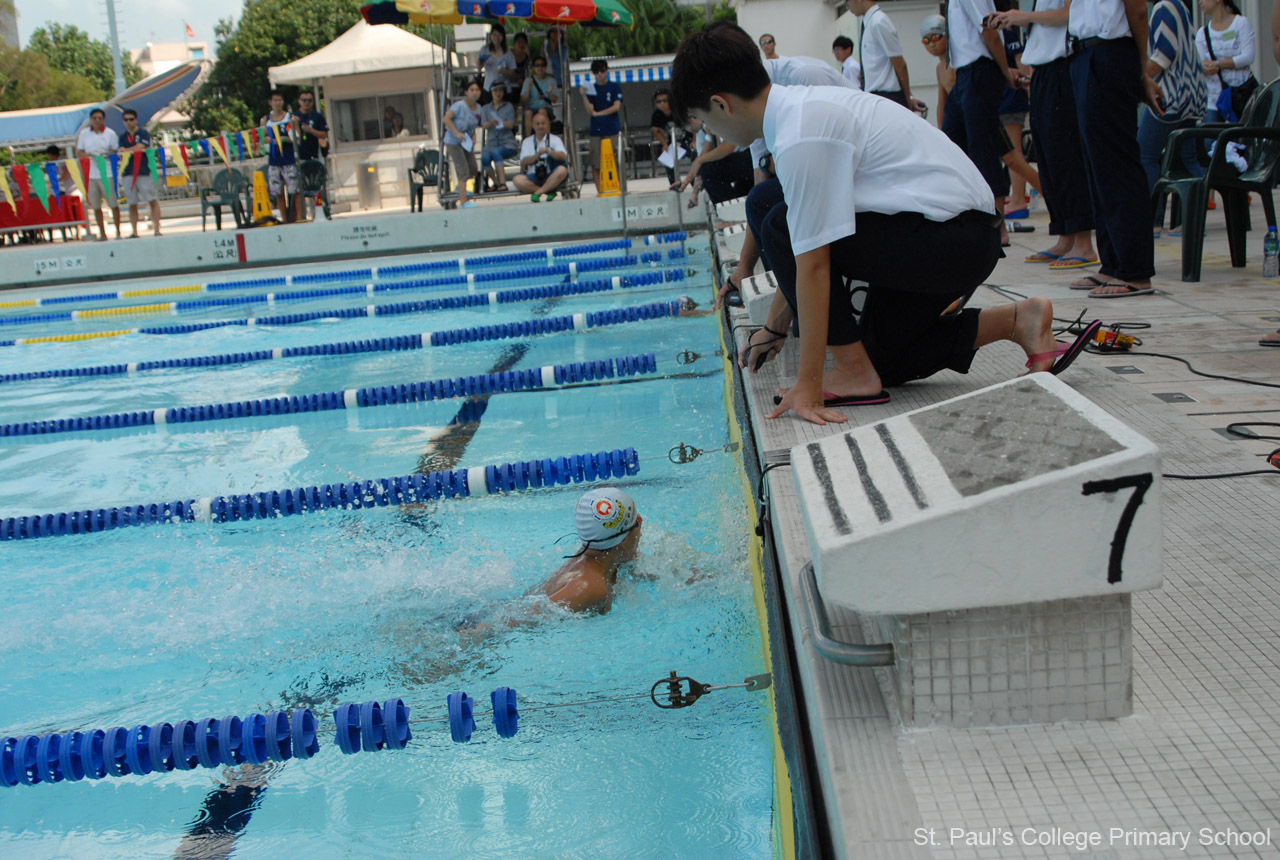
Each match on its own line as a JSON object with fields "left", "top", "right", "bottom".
{"left": 534, "top": 155, "right": 551, "bottom": 184}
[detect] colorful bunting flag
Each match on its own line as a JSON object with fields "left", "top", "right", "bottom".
{"left": 130, "top": 151, "right": 143, "bottom": 188}
{"left": 27, "top": 165, "right": 49, "bottom": 212}
{"left": 44, "top": 162, "right": 61, "bottom": 208}
{"left": 94, "top": 156, "right": 111, "bottom": 199}
{"left": 146, "top": 149, "right": 159, "bottom": 182}
{"left": 107, "top": 153, "right": 120, "bottom": 198}
{"left": 209, "top": 136, "right": 230, "bottom": 167}
{"left": 66, "top": 159, "right": 88, "bottom": 199}
{"left": 0, "top": 171, "right": 15, "bottom": 215}
{"left": 269, "top": 122, "right": 284, "bottom": 155}
{"left": 11, "top": 164, "right": 29, "bottom": 201}
{"left": 249, "top": 128, "right": 259, "bottom": 157}
{"left": 157, "top": 146, "right": 168, "bottom": 181}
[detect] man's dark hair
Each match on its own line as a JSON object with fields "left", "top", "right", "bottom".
{"left": 514, "top": 31, "right": 528, "bottom": 44}
{"left": 45, "top": 144, "right": 61, "bottom": 158}
{"left": 532, "top": 107, "right": 552, "bottom": 121}
{"left": 299, "top": 90, "right": 315, "bottom": 99}
{"left": 590, "top": 59, "right": 609, "bottom": 74}
{"left": 122, "top": 108, "right": 137, "bottom": 120}
{"left": 89, "top": 107, "right": 105, "bottom": 119}
{"left": 833, "top": 35, "right": 854, "bottom": 51}
{"left": 671, "top": 22, "right": 770, "bottom": 123}
{"left": 653, "top": 87, "right": 670, "bottom": 104}
{"left": 269, "top": 89, "right": 283, "bottom": 99}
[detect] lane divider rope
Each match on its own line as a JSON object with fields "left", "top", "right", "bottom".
{"left": 0, "top": 446, "right": 640, "bottom": 542}
{"left": 0, "top": 299, "right": 683, "bottom": 385}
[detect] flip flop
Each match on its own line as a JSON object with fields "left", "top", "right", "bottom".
{"left": 1025, "top": 320, "right": 1102, "bottom": 375}
{"left": 771, "top": 390, "right": 891, "bottom": 407}
{"left": 1260, "top": 331, "right": 1280, "bottom": 347}
{"left": 1024, "top": 251, "right": 1062, "bottom": 263}
{"left": 1004, "top": 208, "right": 1030, "bottom": 219}
{"left": 1070, "top": 275, "right": 1108, "bottom": 290}
{"left": 1090, "top": 282, "right": 1155, "bottom": 299}
{"left": 1048, "top": 256, "right": 1100, "bottom": 270}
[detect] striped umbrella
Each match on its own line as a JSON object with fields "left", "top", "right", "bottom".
{"left": 486, "top": 0, "right": 632, "bottom": 27}
{"left": 360, "top": 0, "right": 491, "bottom": 25}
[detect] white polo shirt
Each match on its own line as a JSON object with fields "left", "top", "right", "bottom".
{"left": 841, "top": 54, "right": 863, "bottom": 89}
{"left": 752, "top": 57, "right": 861, "bottom": 164}
{"left": 1067, "top": 0, "right": 1131, "bottom": 41}
{"left": 947, "top": 0, "right": 997, "bottom": 68}
{"left": 1021, "top": 0, "right": 1070, "bottom": 65}
{"left": 860, "top": 6, "right": 904, "bottom": 93}
{"left": 519, "top": 132, "right": 567, "bottom": 164}
{"left": 75, "top": 126, "right": 117, "bottom": 180}
{"left": 763, "top": 84, "right": 994, "bottom": 256}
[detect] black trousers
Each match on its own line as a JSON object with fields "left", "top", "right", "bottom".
{"left": 759, "top": 204, "right": 1000, "bottom": 386}
{"left": 870, "top": 89, "right": 909, "bottom": 108}
{"left": 1029, "top": 57, "right": 1093, "bottom": 236}
{"left": 1069, "top": 39, "right": 1155, "bottom": 280}
{"left": 944, "top": 58, "right": 1011, "bottom": 198}
{"left": 699, "top": 149, "right": 754, "bottom": 204}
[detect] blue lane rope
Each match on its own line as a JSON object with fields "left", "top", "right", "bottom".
{"left": 0, "top": 252, "right": 696, "bottom": 329}
{"left": 0, "top": 447, "right": 639, "bottom": 541}
{"left": 0, "top": 299, "right": 683, "bottom": 385}
{"left": 0, "top": 352, "right": 658, "bottom": 439}
{"left": 13, "top": 232, "right": 689, "bottom": 311}
{"left": 0, "top": 268, "right": 690, "bottom": 347}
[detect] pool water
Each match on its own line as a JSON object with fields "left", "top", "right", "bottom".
{"left": 0, "top": 235, "right": 778, "bottom": 859}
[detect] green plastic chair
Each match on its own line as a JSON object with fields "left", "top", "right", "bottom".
{"left": 200, "top": 169, "right": 248, "bottom": 231}
{"left": 408, "top": 148, "right": 440, "bottom": 212}
{"left": 1155, "top": 77, "right": 1280, "bottom": 281}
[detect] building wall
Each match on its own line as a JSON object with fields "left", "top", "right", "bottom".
{"left": 736, "top": 0, "right": 842, "bottom": 66}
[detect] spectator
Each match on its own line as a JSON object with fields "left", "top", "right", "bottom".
{"left": 509, "top": 32, "right": 531, "bottom": 111}
{"left": 383, "top": 105, "right": 397, "bottom": 138}
{"left": 513, "top": 108, "right": 569, "bottom": 201}
{"left": 117, "top": 108, "right": 162, "bottom": 238}
{"left": 479, "top": 23, "right": 516, "bottom": 106}
{"left": 545, "top": 25, "right": 568, "bottom": 88}
{"left": 444, "top": 78, "right": 485, "bottom": 209}
{"left": 44, "top": 145, "right": 83, "bottom": 242}
{"left": 522, "top": 55, "right": 559, "bottom": 137}
{"left": 992, "top": 0, "right": 1040, "bottom": 219}
{"left": 1196, "top": 0, "right": 1256, "bottom": 123}
{"left": 989, "top": 5, "right": 1099, "bottom": 270}
{"left": 261, "top": 90, "right": 302, "bottom": 223}
{"left": 1066, "top": 0, "right": 1163, "bottom": 298}
{"left": 650, "top": 89, "right": 683, "bottom": 183}
{"left": 74, "top": 107, "right": 120, "bottom": 241}
{"left": 832, "top": 35, "right": 862, "bottom": 89}
{"left": 391, "top": 114, "right": 410, "bottom": 137}
{"left": 295, "top": 90, "right": 329, "bottom": 159}
{"left": 849, "top": 0, "right": 926, "bottom": 110}
{"left": 759, "top": 33, "right": 780, "bottom": 60}
{"left": 672, "top": 23, "right": 1077, "bottom": 426}
{"left": 1142, "top": 0, "right": 1207, "bottom": 235}
{"left": 582, "top": 59, "right": 625, "bottom": 193}
{"left": 480, "top": 80, "right": 519, "bottom": 191}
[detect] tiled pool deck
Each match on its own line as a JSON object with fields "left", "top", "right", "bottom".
{"left": 719, "top": 202, "right": 1280, "bottom": 859}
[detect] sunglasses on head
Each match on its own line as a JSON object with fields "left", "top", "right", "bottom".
{"left": 922, "top": 33, "right": 944, "bottom": 44}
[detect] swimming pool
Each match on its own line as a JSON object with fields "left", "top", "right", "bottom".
{"left": 0, "top": 233, "right": 781, "bottom": 859}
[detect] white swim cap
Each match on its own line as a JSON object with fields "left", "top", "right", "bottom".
{"left": 574, "top": 487, "right": 638, "bottom": 550}
{"left": 921, "top": 14, "right": 947, "bottom": 38}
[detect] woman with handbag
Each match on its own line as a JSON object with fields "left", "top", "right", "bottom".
{"left": 1195, "top": 0, "right": 1257, "bottom": 123}
{"left": 521, "top": 56, "right": 559, "bottom": 137}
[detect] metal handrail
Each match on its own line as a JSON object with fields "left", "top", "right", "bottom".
{"left": 797, "top": 562, "right": 894, "bottom": 666}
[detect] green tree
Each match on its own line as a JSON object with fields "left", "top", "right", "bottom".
{"left": 0, "top": 45, "right": 102, "bottom": 111}
{"left": 568, "top": 0, "right": 732, "bottom": 59}
{"left": 26, "top": 22, "right": 144, "bottom": 97}
{"left": 188, "top": 0, "right": 366, "bottom": 137}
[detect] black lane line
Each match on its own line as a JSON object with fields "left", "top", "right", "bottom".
{"left": 806, "top": 443, "right": 850, "bottom": 535}
{"left": 843, "top": 434, "right": 890, "bottom": 524}
{"left": 874, "top": 424, "right": 927, "bottom": 510}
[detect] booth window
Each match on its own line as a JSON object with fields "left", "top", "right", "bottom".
{"left": 333, "top": 93, "right": 429, "bottom": 142}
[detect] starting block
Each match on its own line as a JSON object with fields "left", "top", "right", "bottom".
{"left": 720, "top": 223, "right": 748, "bottom": 255}
{"left": 715, "top": 195, "right": 747, "bottom": 223}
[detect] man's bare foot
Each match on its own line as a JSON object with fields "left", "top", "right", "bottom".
{"left": 824, "top": 343, "right": 885, "bottom": 398}
{"left": 1013, "top": 297, "right": 1057, "bottom": 373}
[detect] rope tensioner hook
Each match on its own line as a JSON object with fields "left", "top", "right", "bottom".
{"left": 676, "top": 348, "right": 724, "bottom": 365}
{"left": 668, "top": 441, "right": 741, "bottom": 464}
{"left": 650, "top": 671, "right": 773, "bottom": 710}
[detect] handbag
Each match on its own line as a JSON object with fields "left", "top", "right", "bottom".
{"left": 1204, "top": 28, "right": 1259, "bottom": 123}
{"left": 530, "top": 76, "right": 564, "bottom": 135}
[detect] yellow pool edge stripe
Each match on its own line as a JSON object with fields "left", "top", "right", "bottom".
{"left": 16, "top": 329, "right": 134, "bottom": 345}
{"left": 76, "top": 303, "right": 171, "bottom": 320}
{"left": 121, "top": 285, "right": 202, "bottom": 298}
{"left": 717, "top": 305, "right": 797, "bottom": 860}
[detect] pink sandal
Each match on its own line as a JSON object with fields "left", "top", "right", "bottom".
{"left": 1024, "top": 320, "right": 1102, "bottom": 375}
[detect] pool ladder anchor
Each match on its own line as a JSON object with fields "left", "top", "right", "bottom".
{"left": 669, "top": 441, "right": 740, "bottom": 464}
{"left": 650, "top": 671, "right": 773, "bottom": 710}
{"left": 676, "top": 347, "right": 724, "bottom": 365}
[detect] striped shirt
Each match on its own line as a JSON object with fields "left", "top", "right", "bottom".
{"left": 1150, "top": 0, "right": 1207, "bottom": 122}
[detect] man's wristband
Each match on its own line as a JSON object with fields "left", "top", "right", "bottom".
{"left": 763, "top": 325, "right": 788, "bottom": 338}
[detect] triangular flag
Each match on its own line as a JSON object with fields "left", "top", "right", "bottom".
{"left": 44, "top": 162, "right": 61, "bottom": 208}
{"left": 167, "top": 144, "right": 189, "bottom": 179}
{"left": 27, "top": 165, "right": 49, "bottom": 212}
{"left": 0, "top": 170, "right": 16, "bottom": 215}
{"left": 269, "top": 122, "right": 284, "bottom": 155}
{"left": 94, "top": 156, "right": 111, "bottom": 198}
{"left": 131, "top": 151, "right": 143, "bottom": 189}
{"left": 209, "top": 136, "right": 230, "bottom": 167}
{"left": 233, "top": 132, "right": 243, "bottom": 161}
{"left": 11, "top": 164, "right": 29, "bottom": 200}
{"left": 178, "top": 144, "right": 190, "bottom": 175}
{"left": 157, "top": 146, "right": 167, "bottom": 180}
{"left": 146, "top": 148, "right": 159, "bottom": 181}
{"left": 66, "top": 158, "right": 88, "bottom": 198}
{"left": 107, "top": 153, "right": 120, "bottom": 198}
{"left": 249, "top": 128, "right": 259, "bottom": 157}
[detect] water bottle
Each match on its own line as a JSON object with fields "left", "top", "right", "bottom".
{"left": 1265, "top": 227, "right": 1279, "bottom": 278}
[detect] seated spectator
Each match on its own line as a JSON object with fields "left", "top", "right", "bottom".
{"left": 522, "top": 56, "right": 560, "bottom": 135}
{"left": 480, "top": 80, "right": 519, "bottom": 191}
{"left": 513, "top": 108, "right": 569, "bottom": 201}
{"left": 443, "top": 79, "right": 485, "bottom": 209}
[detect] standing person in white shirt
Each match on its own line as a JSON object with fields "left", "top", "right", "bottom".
{"left": 850, "top": 0, "right": 926, "bottom": 110}
{"left": 673, "top": 23, "right": 1084, "bottom": 426}
{"left": 945, "top": 0, "right": 1019, "bottom": 246}
{"left": 992, "top": 2, "right": 1099, "bottom": 270}
{"left": 512, "top": 108, "right": 569, "bottom": 201}
{"left": 1195, "top": 0, "right": 1256, "bottom": 122}
{"left": 74, "top": 107, "right": 121, "bottom": 241}
{"left": 832, "top": 36, "right": 862, "bottom": 89}
{"left": 1065, "top": 0, "right": 1163, "bottom": 297}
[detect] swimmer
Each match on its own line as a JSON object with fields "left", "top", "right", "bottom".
{"left": 675, "top": 294, "right": 716, "bottom": 317}
{"left": 537, "top": 486, "right": 642, "bottom": 613}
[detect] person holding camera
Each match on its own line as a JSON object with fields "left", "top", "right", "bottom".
{"left": 513, "top": 108, "right": 569, "bottom": 201}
